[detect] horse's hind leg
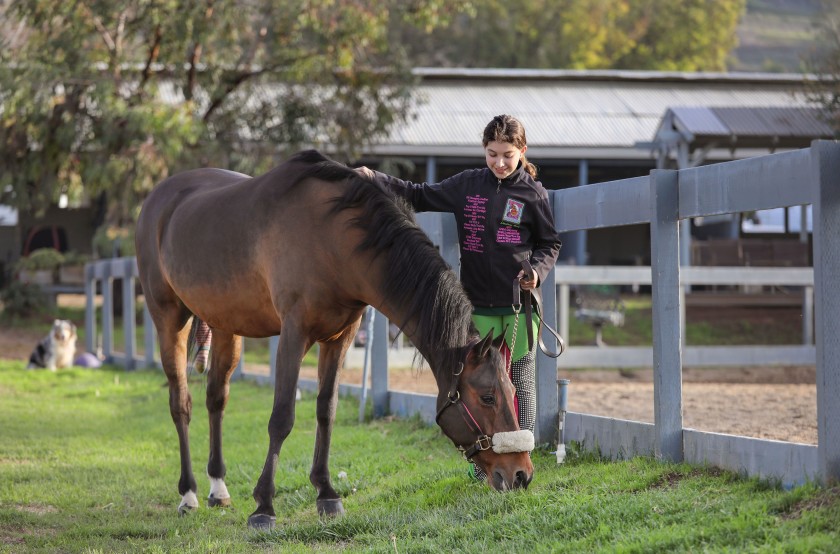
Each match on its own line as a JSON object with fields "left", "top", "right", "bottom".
{"left": 154, "top": 309, "right": 198, "bottom": 514}
{"left": 205, "top": 329, "right": 241, "bottom": 508}
{"left": 310, "top": 331, "right": 357, "bottom": 517}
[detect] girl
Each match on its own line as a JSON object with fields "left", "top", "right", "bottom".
{"left": 358, "top": 114, "right": 562, "bottom": 479}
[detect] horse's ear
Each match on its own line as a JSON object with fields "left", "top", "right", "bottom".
{"left": 491, "top": 324, "right": 508, "bottom": 350}
{"left": 475, "top": 328, "right": 495, "bottom": 359}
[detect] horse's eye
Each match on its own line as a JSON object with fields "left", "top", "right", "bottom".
{"left": 480, "top": 394, "right": 496, "bottom": 405}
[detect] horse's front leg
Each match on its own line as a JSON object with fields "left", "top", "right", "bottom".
{"left": 205, "top": 328, "right": 241, "bottom": 509}
{"left": 310, "top": 331, "right": 356, "bottom": 516}
{"left": 248, "top": 321, "right": 308, "bottom": 530}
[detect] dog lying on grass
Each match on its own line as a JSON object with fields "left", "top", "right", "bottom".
{"left": 27, "top": 319, "right": 77, "bottom": 371}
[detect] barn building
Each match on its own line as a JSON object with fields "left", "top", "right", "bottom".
{"left": 356, "top": 68, "right": 832, "bottom": 268}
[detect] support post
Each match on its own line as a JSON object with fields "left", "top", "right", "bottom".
{"left": 810, "top": 140, "right": 840, "bottom": 484}
{"left": 650, "top": 169, "right": 684, "bottom": 462}
{"left": 559, "top": 284, "right": 570, "bottom": 349}
{"left": 269, "top": 335, "right": 279, "bottom": 385}
{"left": 84, "top": 263, "right": 96, "bottom": 355}
{"left": 804, "top": 286, "right": 814, "bottom": 346}
{"left": 535, "top": 190, "right": 559, "bottom": 445}
{"left": 371, "top": 310, "right": 389, "bottom": 418}
{"left": 102, "top": 268, "right": 114, "bottom": 362}
{"left": 574, "top": 159, "right": 589, "bottom": 265}
{"left": 122, "top": 259, "right": 136, "bottom": 370}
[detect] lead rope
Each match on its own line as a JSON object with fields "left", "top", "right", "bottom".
{"left": 509, "top": 304, "right": 520, "bottom": 373}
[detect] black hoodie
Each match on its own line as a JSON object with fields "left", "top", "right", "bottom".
{"left": 373, "top": 164, "right": 562, "bottom": 310}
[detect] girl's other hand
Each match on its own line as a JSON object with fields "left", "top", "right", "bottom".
{"left": 518, "top": 268, "right": 538, "bottom": 290}
{"left": 354, "top": 166, "right": 375, "bottom": 180}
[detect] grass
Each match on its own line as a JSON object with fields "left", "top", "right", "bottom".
{"left": 569, "top": 295, "right": 803, "bottom": 347}
{"left": 1, "top": 360, "right": 839, "bottom": 553}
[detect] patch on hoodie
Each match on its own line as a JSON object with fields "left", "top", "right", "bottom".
{"left": 502, "top": 198, "right": 524, "bottom": 225}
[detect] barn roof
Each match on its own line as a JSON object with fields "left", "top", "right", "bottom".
{"left": 368, "top": 68, "right": 828, "bottom": 160}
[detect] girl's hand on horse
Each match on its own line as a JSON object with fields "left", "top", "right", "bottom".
{"left": 354, "top": 166, "right": 375, "bottom": 180}
{"left": 518, "top": 267, "right": 538, "bottom": 290}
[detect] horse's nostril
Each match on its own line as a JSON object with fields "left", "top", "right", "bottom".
{"left": 515, "top": 470, "right": 529, "bottom": 489}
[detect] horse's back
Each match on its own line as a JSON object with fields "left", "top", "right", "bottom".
{"left": 136, "top": 154, "right": 367, "bottom": 337}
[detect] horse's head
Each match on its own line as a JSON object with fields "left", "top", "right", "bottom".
{"left": 435, "top": 331, "right": 534, "bottom": 491}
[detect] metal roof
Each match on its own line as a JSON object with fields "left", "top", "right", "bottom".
{"left": 369, "top": 68, "right": 828, "bottom": 159}
{"left": 655, "top": 105, "right": 834, "bottom": 151}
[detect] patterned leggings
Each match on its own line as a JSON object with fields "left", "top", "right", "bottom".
{"left": 510, "top": 341, "right": 537, "bottom": 434}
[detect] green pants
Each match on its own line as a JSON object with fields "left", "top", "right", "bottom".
{"left": 471, "top": 312, "right": 538, "bottom": 363}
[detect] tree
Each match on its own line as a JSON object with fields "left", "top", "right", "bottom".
{"left": 0, "top": 0, "right": 463, "bottom": 224}
{"left": 805, "top": 1, "right": 840, "bottom": 134}
{"left": 396, "top": 0, "right": 745, "bottom": 72}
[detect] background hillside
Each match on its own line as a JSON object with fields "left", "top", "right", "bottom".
{"left": 731, "top": 0, "right": 822, "bottom": 72}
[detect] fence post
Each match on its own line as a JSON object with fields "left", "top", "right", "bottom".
{"left": 102, "top": 262, "right": 114, "bottom": 362}
{"left": 535, "top": 262, "right": 558, "bottom": 445}
{"left": 122, "top": 258, "right": 137, "bottom": 370}
{"left": 371, "top": 310, "right": 389, "bottom": 418}
{"left": 269, "top": 335, "right": 279, "bottom": 385}
{"left": 559, "top": 283, "right": 570, "bottom": 348}
{"left": 811, "top": 140, "right": 840, "bottom": 484}
{"left": 803, "top": 286, "right": 814, "bottom": 346}
{"left": 84, "top": 263, "right": 96, "bottom": 355}
{"left": 533, "top": 189, "right": 561, "bottom": 445}
{"left": 650, "top": 169, "right": 684, "bottom": 462}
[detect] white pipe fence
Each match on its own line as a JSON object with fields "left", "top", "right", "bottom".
{"left": 84, "top": 140, "right": 840, "bottom": 488}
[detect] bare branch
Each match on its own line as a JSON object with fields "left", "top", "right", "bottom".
{"left": 78, "top": 1, "right": 116, "bottom": 52}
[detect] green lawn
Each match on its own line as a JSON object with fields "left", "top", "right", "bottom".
{"left": 0, "top": 361, "right": 838, "bottom": 553}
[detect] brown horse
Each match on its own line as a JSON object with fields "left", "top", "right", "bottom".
{"left": 135, "top": 150, "right": 534, "bottom": 530}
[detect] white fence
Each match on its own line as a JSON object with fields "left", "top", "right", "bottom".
{"left": 85, "top": 140, "right": 840, "bottom": 488}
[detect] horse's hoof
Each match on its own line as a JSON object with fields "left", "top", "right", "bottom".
{"left": 208, "top": 495, "right": 231, "bottom": 508}
{"left": 178, "top": 491, "right": 199, "bottom": 516}
{"left": 317, "top": 498, "right": 345, "bottom": 517}
{"left": 178, "top": 504, "right": 196, "bottom": 517}
{"left": 248, "top": 513, "right": 276, "bottom": 530}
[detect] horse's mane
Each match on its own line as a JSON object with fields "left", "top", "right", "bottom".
{"left": 287, "top": 149, "right": 475, "bottom": 370}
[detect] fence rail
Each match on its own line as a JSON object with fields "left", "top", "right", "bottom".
{"left": 556, "top": 265, "right": 815, "bottom": 368}
{"left": 85, "top": 140, "right": 840, "bottom": 488}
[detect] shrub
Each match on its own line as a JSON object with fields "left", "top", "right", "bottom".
{"left": 60, "top": 251, "right": 90, "bottom": 267}
{"left": 0, "top": 281, "right": 48, "bottom": 318}
{"left": 16, "top": 248, "right": 65, "bottom": 271}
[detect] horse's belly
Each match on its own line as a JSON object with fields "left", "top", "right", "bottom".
{"left": 174, "top": 273, "right": 283, "bottom": 338}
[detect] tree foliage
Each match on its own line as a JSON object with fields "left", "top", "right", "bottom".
{"left": 806, "top": 1, "right": 840, "bottom": 134}
{"left": 0, "top": 0, "right": 462, "bottom": 223}
{"left": 397, "top": 0, "right": 745, "bottom": 72}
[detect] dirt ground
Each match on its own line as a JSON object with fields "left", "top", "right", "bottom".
{"left": 1, "top": 323, "right": 817, "bottom": 446}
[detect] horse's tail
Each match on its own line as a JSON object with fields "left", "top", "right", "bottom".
{"left": 186, "top": 317, "right": 212, "bottom": 374}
